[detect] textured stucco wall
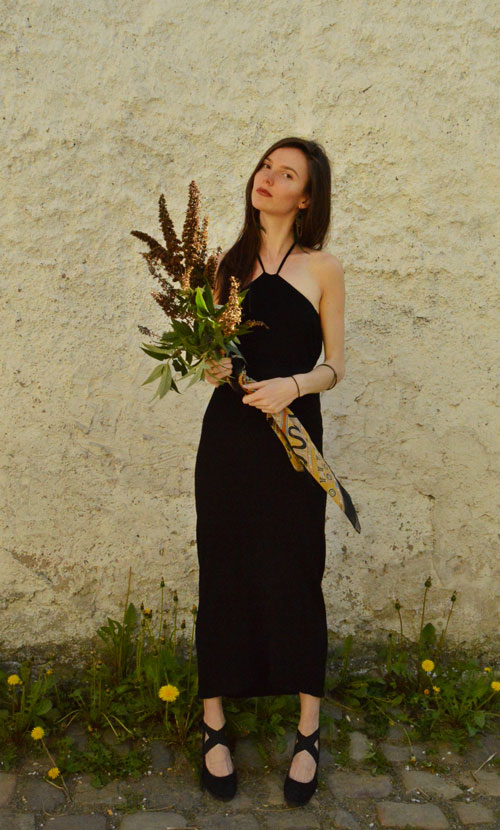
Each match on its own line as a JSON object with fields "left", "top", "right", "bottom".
{"left": 1, "top": 0, "right": 499, "bottom": 656}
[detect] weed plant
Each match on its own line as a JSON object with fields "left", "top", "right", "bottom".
{"left": 1, "top": 572, "right": 499, "bottom": 794}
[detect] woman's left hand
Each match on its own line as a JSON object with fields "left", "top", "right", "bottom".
{"left": 241, "top": 376, "right": 299, "bottom": 414}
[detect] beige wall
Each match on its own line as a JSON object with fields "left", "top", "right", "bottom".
{"left": 2, "top": 0, "right": 499, "bottom": 655}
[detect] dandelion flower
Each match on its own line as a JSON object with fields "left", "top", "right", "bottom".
{"left": 158, "top": 684, "right": 180, "bottom": 702}
{"left": 424, "top": 688, "right": 430, "bottom": 695}
{"left": 31, "top": 726, "right": 45, "bottom": 740}
{"left": 484, "top": 667, "right": 492, "bottom": 673}
{"left": 47, "top": 767, "right": 60, "bottom": 779}
{"left": 491, "top": 681, "right": 500, "bottom": 692}
{"left": 7, "top": 674, "right": 22, "bottom": 685}
{"left": 433, "top": 686, "right": 440, "bottom": 693}
{"left": 421, "top": 659, "right": 435, "bottom": 672}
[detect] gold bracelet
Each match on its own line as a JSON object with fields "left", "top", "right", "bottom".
{"left": 318, "top": 362, "right": 337, "bottom": 389}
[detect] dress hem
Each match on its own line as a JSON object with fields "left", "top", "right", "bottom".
{"left": 196, "top": 688, "right": 325, "bottom": 699}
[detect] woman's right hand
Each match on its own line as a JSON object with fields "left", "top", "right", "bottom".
{"left": 203, "top": 350, "right": 233, "bottom": 386}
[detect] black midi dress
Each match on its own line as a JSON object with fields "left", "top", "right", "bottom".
{"left": 194, "top": 241, "right": 328, "bottom": 699}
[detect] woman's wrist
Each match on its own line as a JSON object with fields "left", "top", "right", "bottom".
{"left": 293, "top": 363, "right": 343, "bottom": 395}
{"left": 289, "top": 375, "right": 301, "bottom": 398}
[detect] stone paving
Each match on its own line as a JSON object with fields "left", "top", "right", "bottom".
{"left": 1, "top": 703, "right": 500, "bottom": 829}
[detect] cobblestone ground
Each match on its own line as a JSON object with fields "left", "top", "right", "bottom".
{"left": 2, "top": 704, "right": 500, "bottom": 829}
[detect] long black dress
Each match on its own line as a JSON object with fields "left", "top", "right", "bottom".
{"left": 194, "top": 241, "right": 328, "bottom": 699}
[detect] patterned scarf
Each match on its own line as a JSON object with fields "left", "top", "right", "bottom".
{"left": 227, "top": 361, "right": 361, "bottom": 534}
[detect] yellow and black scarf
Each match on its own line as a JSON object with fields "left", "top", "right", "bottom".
{"left": 228, "top": 363, "right": 361, "bottom": 534}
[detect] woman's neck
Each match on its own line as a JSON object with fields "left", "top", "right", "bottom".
{"left": 259, "top": 234, "right": 295, "bottom": 262}
{"left": 258, "top": 212, "right": 296, "bottom": 261}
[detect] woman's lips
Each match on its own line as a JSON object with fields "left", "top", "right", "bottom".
{"left": 257, "top": 188, "right": 272, "bottom": 197}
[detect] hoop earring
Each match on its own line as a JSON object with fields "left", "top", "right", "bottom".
{"left": 294, "top": 210, "right": 303, "bottom": 239}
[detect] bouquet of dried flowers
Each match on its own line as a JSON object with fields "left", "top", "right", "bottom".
{"left": 131, "top": 182, "right": 266, "bottom": 401}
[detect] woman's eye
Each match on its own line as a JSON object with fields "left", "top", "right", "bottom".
{"left": 262, "top": 162, "right": 292, "bottom": 179}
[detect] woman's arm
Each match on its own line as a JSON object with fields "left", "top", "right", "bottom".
{"left": 292, "top": 254, "right": 346, "bottom": 395}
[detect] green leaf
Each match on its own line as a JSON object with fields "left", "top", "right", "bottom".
{"left": 195, "top": 287, "right": 209, "bottom": 315}
{"left": 227, "top": 341, "right": 245, "bottom": 360}
{"left": 141, "top": 363, "right": 166, "bottom": 386}
{"left": 203, "top": 279, "right": 216, "bottom": 315}
{"left": 420, "top": 623, "right": 437, "bottom": 649}
{"left": 185, "top": 363, "right": 204, "bottom": 389}
{"left": 159, "top": 332, "right": 178, "bottom": 345}
{"left": 124, "top": 603, "right": 137, "bottom": 629}
{"left": 473, "top": 711, "right": 486, "bottom": 727}
{"left": 35, "top": 698, "right": 52, "bottom": 716}
{"left": 158, "top": 364, "right": 173, "bottom": 398}
{"left": 141, "top": 344, "right": 171, "bottom": 361}
{"left": 170, "top": 319, "right": 193, "bottom": 338}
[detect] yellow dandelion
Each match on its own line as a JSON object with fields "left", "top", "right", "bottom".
{"left": 491, "top": 681, "right": 500, "bottom": 692}
{"left": 158, "top": 684, "right": 180, "bottom": 702}
{"left": 421, "top": 659, "right": 435, "bottom": 672}
{"left": 433, "top": 686, "right": 440, "bottom": 693}
{"left": 484, "top": 667, "right": 492, "bottom": 672}
{"left": 423, "top": 688, "right": 430, "bottom": 695}
{"left": 46, "top": 668, "right": 53, "bottom": 675}
{"left": 47, "top": 767, "right": 60, "bottom": 779}
{"left": 31, "top": 726, "right": 45, "bottom": 740}
{"left": 7, "top": 674, "right": 22, "bottom": 685}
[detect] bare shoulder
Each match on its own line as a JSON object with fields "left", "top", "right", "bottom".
{"left": 309, "top": 249, "right": 344, "bottom": 281}
{"left": 299, "top": 248, "right": 344, "bottom": 296}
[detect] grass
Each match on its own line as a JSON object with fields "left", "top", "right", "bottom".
{"left": 1, "top": 570, "right": 500, "bottom": 803}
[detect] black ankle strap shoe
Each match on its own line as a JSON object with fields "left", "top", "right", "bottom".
{"left": 283, "top": 725, "right": 320, "bottom": 806}
{"left": 200, "top": 719, "right": 237, "bottom": 801}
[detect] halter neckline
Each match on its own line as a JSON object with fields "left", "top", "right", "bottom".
{"left": 243, "top": 240, "right": 320, "bottom": 319}
{"left": 256, "top": 240, "right": 296, "bottom": 276}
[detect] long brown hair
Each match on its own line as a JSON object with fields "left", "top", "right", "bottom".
{"left": 214, "top": 136, "right": 332, "bottom": 304}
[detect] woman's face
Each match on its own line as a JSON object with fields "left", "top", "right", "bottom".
{"left": 252, "top": 147, "right": 311, "bottom": 215}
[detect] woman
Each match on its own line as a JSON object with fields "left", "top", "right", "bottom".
{"left": 195, "top": 136, "right": 345, "bottom": 805}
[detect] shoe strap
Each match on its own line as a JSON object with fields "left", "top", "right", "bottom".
{"left": 201, "top": 719, "right": 230, "bottom": 754}
{"left": 291, "top": 726, "right": 320, "bottom": 764}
